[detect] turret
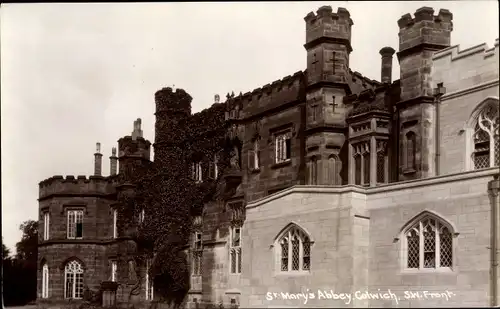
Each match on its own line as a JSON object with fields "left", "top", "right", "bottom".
{"left": 302, "top": 6, "right": 353, "bottom": 186}
{"left": 304, "top": 6, "right": 353, "bottom": 88}
{"left": 117, "top": 118, "right": 151, "bottom": 176}
{"left": 397, "top": 7, "right": 453, "bottom": 100}
{"left": 154, "top": 87, "right": 192, "bottom": 173}
{"left": 396, "top": 7, "right": 453, "bottom": 181}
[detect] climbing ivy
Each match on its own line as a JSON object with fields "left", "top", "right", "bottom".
{"left": 114, "top": 102, "right": 232, "bottom": 306}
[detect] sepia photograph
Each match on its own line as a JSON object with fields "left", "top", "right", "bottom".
{"left": 1, "top": 1, "right": 499, "bottom": 308}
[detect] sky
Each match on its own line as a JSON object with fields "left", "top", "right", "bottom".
{"left": 1, "top": 1, "right": 499, "bottom": 254}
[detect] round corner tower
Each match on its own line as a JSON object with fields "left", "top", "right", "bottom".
{"left": 154, "top": 87, "right": 192, "bottom": 173}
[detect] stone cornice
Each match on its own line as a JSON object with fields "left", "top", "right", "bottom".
{"left": 440, "top": 79, "right": 499, "bottom": 102}
{"left": 246, "top": 167, "right": 499, "bottom": 209}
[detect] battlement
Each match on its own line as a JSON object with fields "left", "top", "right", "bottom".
{"left": 350, "top": 70, "right": 380, "bottom": 87}
{"left": 39, "top": 175, "right": 113, "bottom": 199}
{"left": 398, "top": 7, "right": 453, "bottom": 56}
{"left": 226, "top": 71, "right": 304, "bottom": 119}
{"left": 118, "top": 135, "right": 151, "bottom": 160}
{"left": 432, "top": 39, "right": 499, "bottom": 94}
{"left": 433, "top": 38, "right": 499, "bottom": 62}
{"left": 398, "top": 7, "right": 453, "bottom": 30}
{"left": 304, "top": 6, "right": 353, "bottom": 48}
{"left": 347, "top": 93, "right": 390, "bottom": 119}
{"left": 155, "top": 87, "right": 192, "bottom": 115}
{"left": 304, "top": 6, "right": 352, "bottom": 27}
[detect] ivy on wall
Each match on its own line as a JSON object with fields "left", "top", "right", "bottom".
{"left": 114, "top": 102, "right": 236, "bottom": 306}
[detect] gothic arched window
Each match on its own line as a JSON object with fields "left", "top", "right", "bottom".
{"left": 276, "top": 224, "right": 311, "bottom": 272}
{"left": 405, "top": 131, "right": 417, "bottom": 170}
{"left": 64, "top": 260, "right": 84, "bottom": 299}
{"left": 328, "top": 155, "right": 341, "bottom": 185}
{"left": 354, "top": 154, "right": 361, "bottom": 185}
{"left": 472, "top": 101, "right": 499, "bottom": 169}
{"left": 229, "top": 225, "right": 242, "bottom": 274}
{"left": 363, "top": 150, "right": 370, "bottom": 186}
{"left": 404, "top": 215, "right": 453, "bottom": 270}
{"left": 307, "top": 156, "right": 318, "bottom": 185}
{"left": 42, "top": 263, "right": 49, "bottom": 298}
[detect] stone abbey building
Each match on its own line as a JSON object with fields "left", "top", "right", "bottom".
{"left": 37, "top": 5, "right": 500, "bottom": 308}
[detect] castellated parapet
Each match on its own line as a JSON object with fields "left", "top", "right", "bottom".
{"left": 228, "top": 71, "right": 304, "bottom": 119}
{"left": 398, "top": 7, "right": 453, "bottom": 56}
{"left": 432, "top": 39, "right": 499, "bottom": 94}
{"left": 38, "top": 175, "right": 114, "bottom": 200}
{"left": 397, "top": 7, "right": 454, "bottom": 101}
{"left": 154, "top": 87, "right": 193, "bottom": 170}
{"left": 117, "top": 136, "right": 151, "bottom": 160}
{"left": 433, "top": 38, "right": 499, "bottom": 62}
{"left": 304, "top": 6, "right": 353, "bottom": 51}
{"left": 154, "top": 87, "right": 192, "bottom": 116}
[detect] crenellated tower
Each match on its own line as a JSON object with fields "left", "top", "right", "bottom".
{"left": 117, "top": 118, "right": 152, "bottom": 178}
{"left": 303, "top": 6, "right": 353, "bottom": 185}
{"left": 396, "top": 7, "right": 453, "bottom": 180}
{"left": 154, "top": 87, "right": 192, "bottom": 175}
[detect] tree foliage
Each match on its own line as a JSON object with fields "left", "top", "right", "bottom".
{"left": 3, "top": 220, "right": 38, "bottom": 306}
{"left": 2, "top": 237, "right": 10, "bottom": 261}
{"left": 16, "top": 220, "right": 39, "bottom": 262}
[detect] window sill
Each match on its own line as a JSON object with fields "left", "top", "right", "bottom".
{"left": 403, "top": 168, "right": 417, "bottom": 175}
{"left": 274, "top": 270, "right": 311, "bottom": 277}
{"left": 401, "top": 267, "right": 454, "bottom": 274}
{"left": 271, "top": 160, "right": 291, "bottom": 169}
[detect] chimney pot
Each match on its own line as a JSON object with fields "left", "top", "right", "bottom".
{"left": 94, "top": 142, "right": 103, "bottom": 176}
{"left": 110, "top": 146, "right": 118, "bottom": 176}
{"left": 379, "top": 46, "right": 395, "bottom": 84}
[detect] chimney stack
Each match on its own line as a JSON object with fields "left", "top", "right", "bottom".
{"left": 379, "top": 47, "right": 396, "bottom": 84}
{"left": 131, "top": 118, "right": 143, "bottom": 140}
{"left": 94, "top": 142, "right": 103, "bottom": 176}
{"left": 110, "top": 147, "right": 118, "bottom": 176}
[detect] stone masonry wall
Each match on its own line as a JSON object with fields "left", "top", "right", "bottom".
{"left": 38, "top": 191, "right": 115, "bottom": 301}
{"left": 432, "top": 39, "right": 499, "bottom": 175}
{"left": 242, "top": 167, "right": 498, "bottom": 308}
{"left": 38, "top": 244, "right": 107, "bottom": 300}
{"left": 368, "top": 168, "right": 498, "bottom": 307}
{"left": 242, "top": 105, "right": 304, "bottom": 202}
{"left": 242, "top": 189, "right": 368, "bottom": 308}
{"left": 39, "top": 196, "right": 115, "bottom": 241}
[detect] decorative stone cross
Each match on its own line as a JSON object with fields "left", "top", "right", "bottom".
{"left": 329, "top": 95, "right": 339, "bottom": 113}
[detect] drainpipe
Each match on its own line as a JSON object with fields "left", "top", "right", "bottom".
{"left": 489, "top": 175, "right": 500, "bottom": 307}
{"left": 433, "top": 84, "right": 446, "bottom": 176}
